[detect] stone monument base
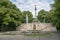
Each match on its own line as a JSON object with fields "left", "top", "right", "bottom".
{"left": 16, "top": 23, "right": 57, "bottom": 32}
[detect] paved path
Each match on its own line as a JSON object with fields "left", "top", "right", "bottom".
{"left": 0, "top": 33, "right": 60, "bottom": 40}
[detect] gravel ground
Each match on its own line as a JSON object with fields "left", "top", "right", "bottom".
{"left": 0, "top": 33, "right": 60, "bottom": 40}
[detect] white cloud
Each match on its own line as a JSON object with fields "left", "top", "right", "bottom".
{"left": 10, "top": 0, "right": 54, "bottom": 17}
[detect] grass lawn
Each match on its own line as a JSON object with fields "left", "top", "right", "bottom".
{"left": 24, "top": 33, "right": 51, "bottom": 37}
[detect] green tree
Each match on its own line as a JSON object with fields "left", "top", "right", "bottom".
{"left": 22, "top": 11, "right": 33, "bottom": 23}
{"left": 52, "top": 0, "right": 60, "bottom": 30}
{"left": 37, "top": 9, "right": 51, "bottom": 23}
{"left": 48, "top": 10, "right": 55, "bottom": 23}
{"left": 0, "top": 0, "right": 22, "bottom": 31}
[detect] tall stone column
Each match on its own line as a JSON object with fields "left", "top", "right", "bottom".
{"left": 35, "top": 5, "right": 37, "bottom": 18}
{"left": 33, "top": 5, "right": 37, "bottom": 31}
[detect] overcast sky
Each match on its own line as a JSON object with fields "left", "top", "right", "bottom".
{"left": 10, "top": 0, "right": 54, "bottom": 17}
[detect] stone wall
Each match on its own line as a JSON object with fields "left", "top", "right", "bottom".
{"left": 17, "top": 23, "right": 57, "bottom": 32}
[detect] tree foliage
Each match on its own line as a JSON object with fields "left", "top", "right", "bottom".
{"left": 52, "top": 0, "right": 60, "bottom": 30}
{"left": 37, "top": 9, "right": 52, "bottom": 23}
{"left": 0, "top": 0, "right": 22, "bottom": 31}
{"left": 22, "top": 11, "right": 33, "bottom": 23}
{"left": 37, "top": 0, "right": 60, "bottom": 30}
{"left": 0, "top": 0, "right": 33, "bottom": 31}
